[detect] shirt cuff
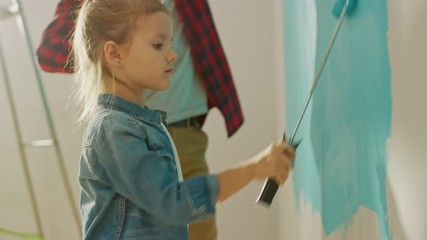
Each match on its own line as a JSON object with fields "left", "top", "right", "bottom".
{"left": 183, "top": 175, "right": 219, "bottom": 220}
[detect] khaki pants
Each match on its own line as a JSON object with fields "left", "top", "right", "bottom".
{"left": 167, "top": 126, "right": 217, "bottom": 240}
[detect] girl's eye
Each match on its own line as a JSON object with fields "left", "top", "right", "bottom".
{"left": 153, "top": 43, "right": 163, "bottom": 50}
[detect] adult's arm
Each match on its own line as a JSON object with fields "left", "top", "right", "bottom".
{"left": 36, "top": 0, "right": 82, "bottom": 73}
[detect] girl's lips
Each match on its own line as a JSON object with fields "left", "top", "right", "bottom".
{"left": 165, "top": 68, "right": 173, "bottom": 73}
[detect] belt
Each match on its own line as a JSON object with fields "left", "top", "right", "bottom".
{"left": 168, "top": 117, "right": 201, "bottom": 128}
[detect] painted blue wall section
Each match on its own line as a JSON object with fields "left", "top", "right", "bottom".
{"left": 283, "top": 0, "right": 391, "bottom": 238}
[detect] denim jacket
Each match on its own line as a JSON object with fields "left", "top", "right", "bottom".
{"left": 79, "top": 94, "right": 219, "bottom": 240}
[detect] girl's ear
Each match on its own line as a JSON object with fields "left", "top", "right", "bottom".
{"left": 103, "top": 41, "right": 122, "bottom": 66}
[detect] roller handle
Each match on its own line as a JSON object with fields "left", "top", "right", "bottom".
{"left": 256, "top": 179, "right": 279, "bottom": 206}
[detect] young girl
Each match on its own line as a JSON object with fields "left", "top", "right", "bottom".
{"left": 72, "top": 0, "right": 295, "bottom": 239}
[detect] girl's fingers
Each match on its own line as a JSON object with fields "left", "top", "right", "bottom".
{"left": 274, "top": 161, "right": 290, "bottom": 185}
{"left": 277, "top": 142, "right": 296, "bottom": 159}
{"left": 284, "top": 145, "right": 296, "bottom": 159}
{"left": 267, "top": 141, "right": 295, "bottom": 184}
{"left": 275, "top": 170, "right": 289, "bottom": 186}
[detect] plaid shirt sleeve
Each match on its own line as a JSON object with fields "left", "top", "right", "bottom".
{"left": 175, "top": 0, "right": 244, "bottom": 137}
{"left": 36, "top": 0, "right": 82, "bottom": 73}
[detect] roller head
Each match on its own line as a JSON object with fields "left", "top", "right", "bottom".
{"left": 332, "top": 0, "right": 357, "bottom": 17}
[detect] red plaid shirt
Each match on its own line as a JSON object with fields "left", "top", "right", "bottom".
{"left": 37, "top": 0, "right": 244, "bottom": 137}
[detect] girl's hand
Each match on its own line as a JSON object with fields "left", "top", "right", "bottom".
{"left": 252, "top": 142, "right": 295, "bottom": 185}
{"left": 216, "top": 141, "right": 296, "bottom": 202}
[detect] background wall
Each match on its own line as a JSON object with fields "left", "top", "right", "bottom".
{"left": 207, "top": 1, "right": 284, "bottom": 239}
{"left": 0, "top": 0, "right": 426, "bottom": 240}
{"left": 386, "top": 0, "right": 427, "bottom": 239}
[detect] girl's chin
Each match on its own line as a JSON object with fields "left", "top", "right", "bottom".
{"left": 155, "top": 82, "right": 170, "bottom": 91}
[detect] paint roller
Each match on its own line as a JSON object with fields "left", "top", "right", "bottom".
{"left": 256, "top": 0, "right": 358, "bottom": 207}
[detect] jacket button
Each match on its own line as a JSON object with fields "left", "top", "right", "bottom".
{"left": 198, "top": 205, "right": 206, "bottom": 214}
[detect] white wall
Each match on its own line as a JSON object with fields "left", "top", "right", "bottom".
{"left": 0, "top": 0, "right": 283, "bottom": 239}
{"left": 387, "top": 0, "right": 427, "bottom": 239}
{"left": 206, "top": 1, "right": 284, "bottom": 239}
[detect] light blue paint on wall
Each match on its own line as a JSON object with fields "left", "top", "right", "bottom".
{"left": 283, "top": 0, "right": 321, "bottom": 211}
{"left": 283, "top": 0, "right": 391, "bottom": 238}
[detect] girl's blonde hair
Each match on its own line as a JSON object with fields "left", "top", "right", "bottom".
{"left": 72, "top": 0, "right": 169, "bottom": 123}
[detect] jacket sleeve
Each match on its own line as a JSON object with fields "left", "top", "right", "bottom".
{"left": 36, "top": 0, "right": 82, "bottom": 73}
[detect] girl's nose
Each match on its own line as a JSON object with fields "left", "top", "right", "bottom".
{"left": 168, "top": 49, "right": 177, "bottom": 63}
